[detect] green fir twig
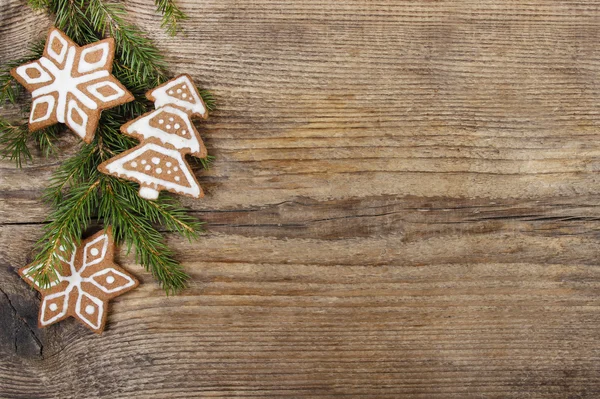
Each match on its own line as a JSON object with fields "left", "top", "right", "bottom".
{"left": 155, "top": 0, "right": 187, "bottom": 36}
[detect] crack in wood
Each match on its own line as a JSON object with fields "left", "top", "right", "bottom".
{"left": 0, "top": 286, "right": 44, "bottom": 359}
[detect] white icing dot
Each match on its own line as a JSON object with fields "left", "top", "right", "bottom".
{"left": 177, "top": 89, "right": 182, "bottom": 94}
{"left": 166, "top": 124, "right": 171, "bottom": 129}
{"left": 175, "top": 176, "right": 180, "bottom": 181}
{"left": 182, "top": 93, "right": 187, "bottom": 98}
{"left": 181, "top": 130, "right": 187, "bottom": 135}
{"left": 85, "top": 305, "right": 95, "bottom": 315}
{"left": 182, "top": 85, "right": 187, "bottom": 89}
{"left": 156, "top": 168, "right": 162, "bottom": 173}
{"left": 169, "top": 117, "right": 174, "bottom": 122}
{"left": 167, "top": 170, "right": 172, "bottom": 174}
{"left": 106, "top": 275, "right": 115, "bottom": 284}
{"left": 49, "top": 303, "right": 58, "bottom": 311}
{"left": 168, "top": 90, "right": 174, "bottom": 95}
{"left": 141, "top": 159, "right": 147, "bottom": 164}
{"left": 174, "top": 167, "right": 179, "bottom": 171}
{"left": 90, "top": 248, "right": 99, "bottom": 256}
{"left": 158, "top": 119, "right": 164, "bottom": 124}
{"left": 166, "top": 162, "right": 172, "bottom": 167}
{"left": 174, "top": 123, "right": 181, "bottom": 129}
{"left": 145, "top": 165, "right": 151, "bottom": 171}
{"left": 131, "top": 161, "right": 138, "bottom": 167}
{"left": 152, "top": 157, "right": 160, "bottom": 165}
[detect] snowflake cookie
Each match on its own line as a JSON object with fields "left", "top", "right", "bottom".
{"left": 11, "top": 27, "right": 134, "bottom": 143}
{"left": 98, "top": 74, "right": 209, "bottom": 200}
{"left": 18, "top": 229, "right": 138, "bottom": 334}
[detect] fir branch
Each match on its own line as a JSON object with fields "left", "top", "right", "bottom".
{"left": 33, "top": 126, "right": 60, "bottom": 157}
{"left": 30, "top": 179, "right": 101, "bottom": 288}
{"left": 85, "top": 0, "right": 168, "bottom": 85}
{"left": 98, "top": 178, "right": 190, "bottom": 294}
{"left": 200, "top": 90, "right": 216, "bottom": 112}
{"left": 155, "top": 0, "right": 187, "bottom": 36}
{"left": 0, "top": 120, "right": 31, "bottom": 167}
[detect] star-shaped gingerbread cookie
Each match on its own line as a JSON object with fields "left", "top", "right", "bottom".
{"left": 11, "top": 27, "right": 134, "bottom": 143}
{"left": 18, "top": 229, "right": 138, "bottom": 334}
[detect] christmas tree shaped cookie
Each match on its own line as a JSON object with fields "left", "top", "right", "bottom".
{"left": 99, "top": 75, "right": 208, "bottom": 200}
{"left": 146, "top": 74, "right": 208, "bottom": 118}
{"left": 18, "top": 229, "right": 138, "bottom": 334}
{"left": 10, "top": 27, "right": 134, "bottom": 143}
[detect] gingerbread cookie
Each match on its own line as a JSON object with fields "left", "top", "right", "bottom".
{"left": 11, "top": 27, "right": 134, "bottom": 143}
{"left": 18, "top": 229, "right": 138, "bottom": 334}
{"left": 98, "top": 139, "right": 203, "bottom": 199}
{"left": 146, "top": 74, "right": 208, "bottom": 118}
{"left": 99, "top": 75, "right": 208, "bottom": 200}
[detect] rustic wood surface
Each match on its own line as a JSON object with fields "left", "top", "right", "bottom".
{"left": 2, "top": 0, "right": 600, "bottom": 397}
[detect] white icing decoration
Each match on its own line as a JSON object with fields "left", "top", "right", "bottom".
{"left": 67, "top": 99, "right": 89, "bottom": 139}
{"left": 145, "top": 165, "right": 151, "bottom": 171}
{"left": 75, "top": 290, "right": 103, "bottom": 329}
{"left": 87, "top": 80, "right": 125, "bottom": 103}
{"left": 81, "top": 234, "right": 108, "bottom": 271}
{"left": 166, "top": 162, "right": 172, "bottom": 167}
{"left": 131, "top": 161, "right": 137, "bottom": 167}
{"left": 30, "top": 95, "right": 56, "bottom": 124}
{"left": 174, "top": 123, "right": 180, "bottom": 129}
{"left": 49, "top": 303, "right": 58, "bottom": 311}
{"left": 156, "top": 168, "right": 162, "bottom": 174}
{"left": 40, "top": 292, "right": 68, "bottom": 325}
{"left": 152, "top": 157, "right": 160, "bottom": 164}
{"left": 15, "top": 62, "right": 53, "bottom": 85}
{"left": 139, "top": 187, "right": 159, "bottom": 199}
{"left": 89, "top": 268, "right": 135, "bottom": 294}
{"left": 149, "top": 75, "right": 207, "bottom": 117}
{"left": 47, "top": 30, "right": 68, "bottom": 64}
{"left": 36, "top": 47, "right": 107, "bottom": 122}
{"left": 166, "top": 124, "right": 171, "bottom": 129}
{"left": 104, "top": 142, "right": 201, "bottom": 198}
{"left": 85, "top": 305, "right": 95, "bottom": 314}
{"left": 124, "top": 105, "right": 203, "bottom": 155}
{"left": 78, "top": 41, "right": 110, "bottom": 73}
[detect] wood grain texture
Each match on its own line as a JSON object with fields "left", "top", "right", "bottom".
{"left": 2, "top": 0, "right": 600, "bottom": 397}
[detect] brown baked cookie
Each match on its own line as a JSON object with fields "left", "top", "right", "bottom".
{"left": 18, "top": 229, "right": 138, "bottom": 334}
{"left": 146, "top": 74, "right": 208, "bottom": 118}
{"left": 98, "top": 138, "right": 203, "bottom": 200}
{"left": 10, "top": 27, "right": 134, "bottom": 143}
{"left": 119, "top": 104, "right": 208, "bottom": 159}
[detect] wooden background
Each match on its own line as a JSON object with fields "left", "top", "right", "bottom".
{"left": 2, "top": 0, "right": 600, "bottom": 397}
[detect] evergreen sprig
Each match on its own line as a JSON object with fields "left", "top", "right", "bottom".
{"left": 155, "top": 0, "right": 188, "bottom": 36}
{"left": 0, "top": 0, "right": 212, "bottom": 293}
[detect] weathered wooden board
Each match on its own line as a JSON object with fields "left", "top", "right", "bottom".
{"left": 2, "top": 0, "right": 600, "bottom": 397}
